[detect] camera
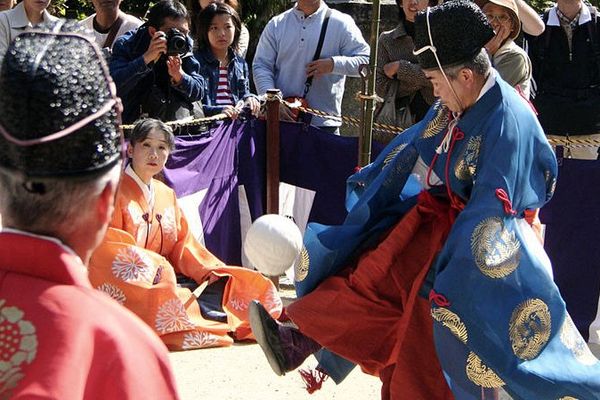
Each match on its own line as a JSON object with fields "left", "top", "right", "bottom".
{"left": 165, "top": 28, "right": 189, "bottom": 56}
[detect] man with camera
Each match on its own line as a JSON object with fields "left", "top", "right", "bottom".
{"left": 110, "top": 0, "right": 204, "bottom": 123}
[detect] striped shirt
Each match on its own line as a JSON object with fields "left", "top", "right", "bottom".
{"left": 215, "top": 66, "right": 234, "bottom": 106}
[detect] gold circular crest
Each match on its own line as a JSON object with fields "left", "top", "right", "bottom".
{"left": 431, "top": 307, "right": 468, "bottom": 344}
{"left": 0, "top": 300, "right": 38, "bottom": 398}
{"left": 559, "top": 314, "right": 598, "bottom": 366}
{"left": 509, "top": 298, "right": 551, "bottom": 360}
{"left": 558, "top": 397, "right": 578, "bottom": 400}
{"left": 465, "top": 352, "right": 505, "bottom": 388}
{"left": 471, "top": 217, "right": 521, "bottom": 279}
{"left": 421, "top": 102, "right": 449, "bottom": 139}
{"left": 294, "top": 247, "right": 310, "bottom": 282}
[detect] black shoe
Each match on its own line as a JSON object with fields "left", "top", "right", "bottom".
{"left": 249, "top": 300, "right": 287, "bottom": 375}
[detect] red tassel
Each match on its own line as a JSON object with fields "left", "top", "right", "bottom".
{"left": 299, "top": 366, "right": 329, "bottom": 394}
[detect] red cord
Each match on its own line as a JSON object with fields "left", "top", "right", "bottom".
{"left": 495, "top": 188, "right": 517, "bottom": 216}
{"left": 429, "top": 289, "right": 451, "bottom": 307}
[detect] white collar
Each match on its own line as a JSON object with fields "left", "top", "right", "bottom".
{"left": 547, "top": 3, "right": 592, "bottom": 27}
{"left": 476, "top": 68, "right": 498, "bottom": 102}
{"left": 8, "top": 2, "right": 58, "bottom": 30}
{"left": 125, "top": 164, "right": 155, "bottom": 207}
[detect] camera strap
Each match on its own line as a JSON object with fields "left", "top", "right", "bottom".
{"left": 102, "top": 14, "right": 125, "bottom": 49}
{"left": 302, "top": 8, "right": 332, "bottom": 97}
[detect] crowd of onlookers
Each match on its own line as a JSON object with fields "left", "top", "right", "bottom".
{"left": 0, "top": 0, "right": 599, "bottom": 154}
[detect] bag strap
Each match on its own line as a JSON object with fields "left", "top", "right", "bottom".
{"left": 102, "top": 14, "right": 125, "bottom": 49}
{"left": 302, "top": 8, "right": 332, "bottom": 97}
{"left": 586, "top": 6, "right": 600, "bottom": 76}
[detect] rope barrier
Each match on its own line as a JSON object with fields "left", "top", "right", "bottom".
{"left": 117, "top": 96, "right": 600, "bottom": 147}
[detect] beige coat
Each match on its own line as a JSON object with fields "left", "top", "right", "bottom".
{"left": 493, "top": 39, "right": 533, "bottom": 98}
{"left": 0, "top": 2, "right": 58, "bottom": 65}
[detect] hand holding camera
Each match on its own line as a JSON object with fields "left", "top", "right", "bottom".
{"left": 143, "top": 29, "right": 190, "bottom": 66}
{"left": 143, "top": 31, "right": 168, "bottom": 65}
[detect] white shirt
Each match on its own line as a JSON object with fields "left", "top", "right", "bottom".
{"left": 0, "top": 2, "right": 58, "bottom": 65}
{"left": 79, "top": 11, "right": 142, "bottom": 49}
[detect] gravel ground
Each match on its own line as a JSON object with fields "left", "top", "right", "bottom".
{"left": 169, "top": 284, "right": 381, "bottom": 399}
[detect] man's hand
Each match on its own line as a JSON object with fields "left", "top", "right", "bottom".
{"left": 306, "top": 58, "right": 334, "bottom": 78}
{"left": 167, "top": 55, "right": 184, "bottom": 85}
{"left": 143, "top": 31, "right": 167, "bottom": 65}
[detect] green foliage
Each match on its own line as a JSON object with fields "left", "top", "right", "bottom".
{"left": 240, "top": 0, "right": 291, "bottom": 62}
{"left": 47, "top": 0, "right": 156, "bottom": 20}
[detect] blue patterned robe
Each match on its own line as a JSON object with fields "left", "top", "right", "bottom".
{"left": 294, "top": 75, "right": 600, "bottom": 398}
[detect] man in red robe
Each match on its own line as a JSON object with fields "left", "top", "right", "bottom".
{"left": 0, "top": 21, "right": 179, "bottom": 399}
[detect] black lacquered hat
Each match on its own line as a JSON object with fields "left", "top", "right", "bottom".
{"left": 0, "top": 20, "right": 123, "bottom": 178}
{"left": 414, "top": 0, "right": 495, "bottom": 70}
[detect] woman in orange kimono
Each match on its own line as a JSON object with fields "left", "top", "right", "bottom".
{"left": 89, "top": 118, "right": 282, "bottom": 350}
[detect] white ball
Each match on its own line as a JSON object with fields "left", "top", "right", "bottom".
{"left": 244, "top": 214, "right": 303, "bottom": 276}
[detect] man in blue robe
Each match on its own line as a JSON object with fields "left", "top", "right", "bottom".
{"left": 250, "top": 1, "right": 600, "bottom": 398}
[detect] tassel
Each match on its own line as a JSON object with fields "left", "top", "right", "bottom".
{"left": 299, "top": 366, "right": 329, "bottom": 394}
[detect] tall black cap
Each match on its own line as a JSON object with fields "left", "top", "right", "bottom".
{"left": 414, "top": 0, "right": 495, "bottom": 70}
{"left": 0, "top": 20, "right": 123, "bottom": 178}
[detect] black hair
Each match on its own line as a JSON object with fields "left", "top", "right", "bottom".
{"left": 129, "top": 118, "right": 175, "bottom": 151}
{"left": 196, "top": 2, "right": 241, "bottom": 52}
{"left": 146, "top": 0, "right": 189, "bottom": 29}
{"left": 187, "top": 0, "right": 241, "bottom": 42}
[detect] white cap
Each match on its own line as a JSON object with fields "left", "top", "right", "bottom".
{"left": 243, "top": 214, "right": 303, "bottom": 276}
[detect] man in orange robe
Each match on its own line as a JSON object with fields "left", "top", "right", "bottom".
{"left": 0, "top": 22, "right": 179, "bottom": 399}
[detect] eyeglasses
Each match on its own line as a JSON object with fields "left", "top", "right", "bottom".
{"left": 485, "top": 13, "right": 511, "bottom": 23}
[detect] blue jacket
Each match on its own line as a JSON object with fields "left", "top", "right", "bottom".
{"left": 109, "top": 25, "right": 205, "bottom": 123}
{"left": 194, "top": 47, "right": 255, "bottom": 116}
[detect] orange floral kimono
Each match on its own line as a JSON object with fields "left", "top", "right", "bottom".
{"left": 89, "top": 166, "right": 282, "bottom": 350}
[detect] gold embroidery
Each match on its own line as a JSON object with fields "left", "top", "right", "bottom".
{"left": 421, "top": 103, "right": 449, "bottom": 139}
{"left": 383, "top": 143, "right": 408, "bottom": 169}
{"left": 0, "top": 300, "right": 38, "bottom": 398}
{"left": 295, "top": 247, "right": 309, "bottom": 282}
{"left": 465, "top": 352, "right": 505, "bottom": 388}
{"left": 560, "top": 314, "right": 598, "bottom": 366}
{"left": 454, "top": 136, "right": 482, "bottom": 181}
{"left": 471, "top": 217, "right": 521, "bottom": 279}
{"left": 558, "top": 397, "right": 578, "bottom": 400}
{"left": 545, "top": 170, "right": 557, "bottom": 200}
{"left": 431, "top": 307, "right": 468, "bottom": 344}
{"left": 509, "top": 298, "right": 551, "bottom": 360}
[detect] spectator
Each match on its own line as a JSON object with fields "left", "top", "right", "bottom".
{"left": 194, "top": 3, "right": 259, "bottom": 118}
{"left": 253, "top": 0, "right": 370, "bottom": 134}
{"left": 110, "top": 0, "right": 205, "bottom": 123}
{"left": 482, "top": 0, "right": 533, "bottom": 98}
{"left": 0, "top": 0, "right": 15, "bottom": 12}
{"left": 88, "top": 117, "right": 282, "bottom": 350}
{"left": 79, "top": 0, "right": 142, "bottom": 52}
{"left": 0, "top": 0, "right": 57, "bottom": 64}
{"left": 188, "top": 0, "right": 250, "bottom": 58}
{"left": 249, "top": 2, "right": 600, "bottom": 399}
{"left": 0, "top": 21, "right": 179, "bottom": 399}
{"left": 528, "top": 0, "right": 600, "bottom": 159}
{"left": 375, "top": 0, "right": 436, "bottom": 130}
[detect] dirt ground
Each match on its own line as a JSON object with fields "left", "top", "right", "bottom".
{"left": 168, "top": 284, "right": 381, "bottom": 399}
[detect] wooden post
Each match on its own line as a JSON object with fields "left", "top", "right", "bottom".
{"left": 358, "top": 0, "right": 381, "bottom": 167}
{"left": 265, "top": 89, "right": 280, "bottom": 289}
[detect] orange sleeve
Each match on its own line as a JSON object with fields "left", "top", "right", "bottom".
{"left": 167, "top": 194, "right": 224, "bottom": 283}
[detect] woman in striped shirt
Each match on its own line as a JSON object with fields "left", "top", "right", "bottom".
{"left": 194, "top": 2, "right": 259, "bottom": 119}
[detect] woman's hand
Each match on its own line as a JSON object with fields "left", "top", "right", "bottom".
{"left": 383, "top": 61, "right": 401, "bottom": 79}
{"left": 485, "top": 24, "right": 510, "bottom": 56}
{"left": 245, "top": 97, "right": 261, "bottom": 117}
{"left": 222, "top": 105, "right": 239, "bottom": 120}
{"left": 167, "top": 55, "right": 184, "bottom": 85}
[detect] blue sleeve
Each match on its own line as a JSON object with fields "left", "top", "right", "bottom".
{"left": 252, "top": 20, "right": 278, "bottom": 95}
{"left": 109, "top": 37, "right": 152, "bottom": 98}
{"left": 171, "top": 53, "right": 205, "bottom": 102}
